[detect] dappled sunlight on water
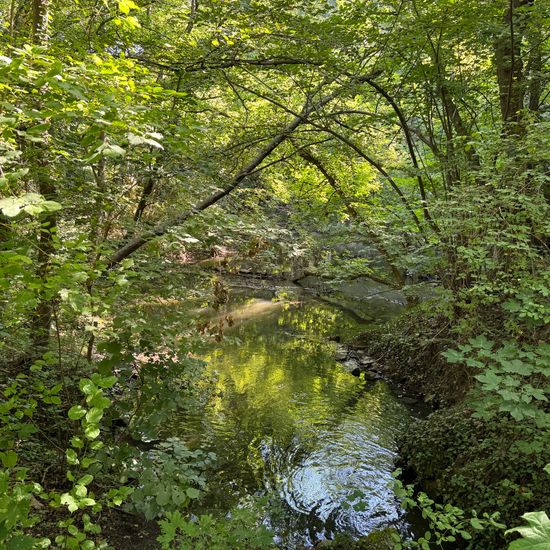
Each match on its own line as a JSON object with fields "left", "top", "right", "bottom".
{"left": 170, "top": 290, "right": 412, "bottom": 548}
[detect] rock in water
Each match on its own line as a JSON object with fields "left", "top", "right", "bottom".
{"left": 334, "top": 345, "right": 349, "bottom": 361}
{"left": 342, "top": 359, "right": 362, "bottom": 376}
{"left": 355, "top": 349, "right": 375, "bottom": 364}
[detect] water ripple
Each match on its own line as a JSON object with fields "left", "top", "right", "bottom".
{"left": 170, "top": 295, "right": 413, "bottom": 547}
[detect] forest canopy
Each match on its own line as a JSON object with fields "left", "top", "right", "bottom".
{"left": 0, "top": 0, "right": 549, "bottom": 548}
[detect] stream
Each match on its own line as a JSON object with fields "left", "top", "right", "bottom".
{"left": 168, "top": 284, "right": 415, "bottom": 548}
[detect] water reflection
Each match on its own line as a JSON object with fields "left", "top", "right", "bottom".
{"left": 170, "top": 291, "right": 411, "bottom": 548}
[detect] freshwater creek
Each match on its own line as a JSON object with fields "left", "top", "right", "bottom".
{"left": 167, "top": 282, "right": 417, "bottom": 548}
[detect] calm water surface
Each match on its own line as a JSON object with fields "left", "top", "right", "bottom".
{"left": 170, "top": 287, "right": 413, "bottom": 548}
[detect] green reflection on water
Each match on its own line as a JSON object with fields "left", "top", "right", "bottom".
{"left": 166, "top": 290, "right": 412, "bottom": 547}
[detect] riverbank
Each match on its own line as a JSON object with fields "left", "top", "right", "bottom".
{"left": 342, "top": 303, "right": 550, "bottom": 549}
{"left": 346, "top": 307, "right": 468, "bottom": 408}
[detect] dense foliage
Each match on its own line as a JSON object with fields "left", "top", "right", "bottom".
{"left": 0, "top": 0, "right": 549, "bottom": 548}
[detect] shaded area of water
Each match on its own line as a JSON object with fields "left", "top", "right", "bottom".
{"left": 171, "top": 288, "right": 412, "bottom": 548}
{"left": 297, "top": 275, "right": 407, "bottom": 322}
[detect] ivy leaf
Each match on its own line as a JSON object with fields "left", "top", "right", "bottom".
{"left": 470, "top": 335, "right": 494, "bottom": 350}
{"left": 499, "top": 402, "right": 526, "bottom": 421}
{"left": 506, "top": 512, "right": 550, "bottom": 549}
{"left": 501, "top": 360, "right": 533, "bottom": 376}
{"left": 475, "top": 370, "right": 500, "bottom": 390}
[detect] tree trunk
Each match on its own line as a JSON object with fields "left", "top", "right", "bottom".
{"left": 495, "top": 0, "right": 530, "bottom": 127}
{"left": 32, "top": 0, "right": 49, "bottom": 44}
{"left": 361, "top": 77, "right": 439, "bottom": 232}
{"left": 28, "top": 0, "right": 56, "bottom": 359}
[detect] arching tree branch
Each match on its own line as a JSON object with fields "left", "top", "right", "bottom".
{"left": 298, "top": 148, "right": 405, "bottom": 288}
{"left": 107, "top": 80, "right": 341, "bottom": 267}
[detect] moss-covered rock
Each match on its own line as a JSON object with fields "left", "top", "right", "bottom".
{"left": 321, "top": 528, "right": 399, "bottom": 549}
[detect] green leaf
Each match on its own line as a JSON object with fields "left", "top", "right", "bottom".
{"left": 5, "top": 535, "right": 37, "bottom": 550}
{"left": 0, "top": 199, "right": 21, "bottom": 217}
{"left": 85, "top": 407, "right": 103, "bottom": 424}
{"left": 101, "top": 144, "right": 126, "bottom": 158}
{"left": 475, "top": 370, "right": 501, "bottom": 390}
{"left": 471, "top": 517, "right": 484, "bottom": 530}
{"left": 68, "top": 405, "right": 86, "bottom": 420}
{"left": 156, "top": 487, "right": 171, "bottom": 506}
{"left": 442, "top": 349, "right": 464, "bottom": 364}
{"left": 22, "top": 204, "right": 43, "bottom": 215}
{"left": 470, "top": 335, "right": 494, "bottom": 350}
{"left": 81, "top": 457, "right": 98, "bottom": 469}
{"left": 79, "top": 378, "right": 95, "bottom": 395}
{"left": 84, "top": 425, "right": 100, "bottom": 440}
{"left": 60, "top": 493, "right": 79, "bottom": 512}
{"left": 119, "top": 0, "right": 139, "bottom": 14}
{"left": 26, "top": 123, "right": 50, "bottom": 135}
{"left": 75, "top": 484, "right": 88, "bottom": 498}
{"left": 186, "top": 487, "right": 201, "bottom": 499}
{"left": 41, "top": 200, "right": 62, "bottom": 213}
{"left": 501, "top": 360, "right": 533, "bottom": 376}
{"left": 71, "top": 436, "right": 84, "bottom": 448}
{"left": 127, "top": 133, "right": 163, "bottom": 149}
{"left": 0, "top": 193, "right": 62, "bottom": 218}
{"left": 78, "top": 474, "right": 94, "bottom": 486}
{"left": 1, "top": 450, "right": 18, "bottom": 468}
{"left": 66, "top": 448, "right": 78, "bottom": 465}
{"left": 97, "top": 375, "right": 117, "bottom": 388}
{"left": 88, "top": 393, "right": 111, "bottom": 409}
{"left": 506, "top": 512, "right": 550, "bottom": 549}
